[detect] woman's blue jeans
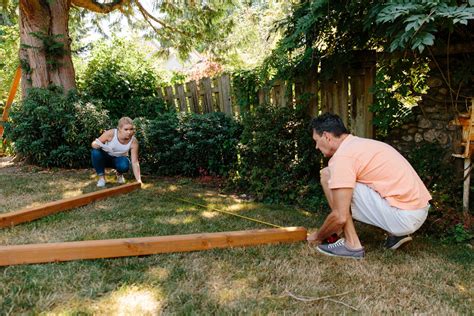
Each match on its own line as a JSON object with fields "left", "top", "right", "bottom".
{"left": 91, "top": 148, "right": 130, "bottom": 176}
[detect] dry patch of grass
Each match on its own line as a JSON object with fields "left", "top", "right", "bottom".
{"left": 0, "top": 164, "right": 472, "bottom": 314}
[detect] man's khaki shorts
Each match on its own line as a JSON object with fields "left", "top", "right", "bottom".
{"left": 351, "top": 183, "right": 429, "bottom": 236}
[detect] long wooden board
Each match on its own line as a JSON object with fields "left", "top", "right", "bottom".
{"left": 0, "top": 227, "right": 307, "bottom": 266}
{"left": 0, "top": 182, "right": 141, "bottom": 228}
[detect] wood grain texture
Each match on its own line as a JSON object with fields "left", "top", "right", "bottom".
{"left": 0, "top": 227, "right": 307, "bottom": 266}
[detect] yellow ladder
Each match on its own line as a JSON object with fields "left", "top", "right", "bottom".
{"left": 0, "top": 65, "right": 21, "bottom": 139}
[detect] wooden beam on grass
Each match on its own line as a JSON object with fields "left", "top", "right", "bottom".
{"left": 0, "top": 227, "right": 307, "bottom": 266}
{"left": 0, "top": 182, "right": 141, "bottom": 228}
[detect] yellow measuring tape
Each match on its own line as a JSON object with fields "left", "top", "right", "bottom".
{"left": 174, "top": 197, "right": 284, "bottom": 229}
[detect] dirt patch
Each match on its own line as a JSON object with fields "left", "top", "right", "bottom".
{"left": 0, "top": 156, "right": 20, "bottom": 174}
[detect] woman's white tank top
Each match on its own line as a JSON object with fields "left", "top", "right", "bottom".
{"left": 106, "top": 129, "right": 134, "bottom": 157}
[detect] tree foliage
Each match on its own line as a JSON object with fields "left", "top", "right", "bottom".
{"left": 0, "top": 24, "right": 19, "bottom": 102}
{"left": 69, "top": 0, "right": 240, "bottom": 61}
{"left": 0, "top": 0, "right": 19, "bottom": 102}
{"left": 264, "top": 0, "right": 474, "bottom": 80}
{"left": 80, "top": 36, "right": 164, "bottom": 120}
{"left": 373, "top": 0, "right": 474, "bottom": 53}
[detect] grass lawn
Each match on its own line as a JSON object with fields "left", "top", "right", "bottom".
{"left": 0, "top": 157, "right": 472, "bottom": 314}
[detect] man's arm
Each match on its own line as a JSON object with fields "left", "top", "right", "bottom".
{"left": 313, "top": 187, "right": 353, "bottom": 243}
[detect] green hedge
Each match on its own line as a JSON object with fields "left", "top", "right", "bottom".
{"left": 232, "top": 104, "right": 324, "bottom": 206}
{"left": 80, "top": 37, "right": 165, "bottom": 120}
{"left": 135, "top": 111, "right": 242, "bottom": 177}
{"left": 4, "top": 87, "right": 109, "bottom": 168}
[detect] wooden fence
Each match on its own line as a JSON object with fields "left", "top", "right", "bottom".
{"left": 158, "top": 51, "right": 376, "bottom": 138}
{"left": 157, "top": 74, "right": 233, "bottom": 115}
{"left": 257, "top": 51, "right": 376, "bottom": 138}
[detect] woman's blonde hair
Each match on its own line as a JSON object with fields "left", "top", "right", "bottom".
{"left": 117, "top": 117, "right": 134, "bottom": 129}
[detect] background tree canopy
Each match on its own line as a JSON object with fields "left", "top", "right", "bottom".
{"left": 0, "top": 0, "right": 294, "bottom": 96}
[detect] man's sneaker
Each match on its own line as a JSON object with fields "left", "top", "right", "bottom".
{"left": 385, "top": 235, "right": 412, "bottom": 250}
{"left": 97, "top": 177, "right": 106, "bottom": 187}
{"left": 316, "top": 238, "right": 365, "bottom": 259}
{"left": 117, "top": 174, "right": 125, "bottom": 184}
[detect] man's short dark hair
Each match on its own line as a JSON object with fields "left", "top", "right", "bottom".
{"left": 311, "top": 112, "right": 349, "bottom": 137}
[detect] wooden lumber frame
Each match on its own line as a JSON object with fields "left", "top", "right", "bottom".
{"left": 0, "top": 182, "right": 141, "bottom": 228}
{"left": 0, "top": 227, "right": 307, "bottom": 266}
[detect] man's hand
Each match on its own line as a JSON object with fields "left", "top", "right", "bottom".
{"left": 307, "top": 231, "right": 321, "bottom": 245}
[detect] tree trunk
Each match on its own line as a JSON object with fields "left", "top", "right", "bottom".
{"left": 19, "top": 0, "right": 76, "bottom": 97}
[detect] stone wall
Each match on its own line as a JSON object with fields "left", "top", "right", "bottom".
{"left": 387, "top": 56, "right": 473, "bottom": 159}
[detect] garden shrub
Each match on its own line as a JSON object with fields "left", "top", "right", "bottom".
{"left": 80, "top": 37, "right": 165, "bottom": 120}
{"left": 406, "top": 142, "right": 471, "bottom": 238}
{"left": 137, "top": 111, "right": 242, "bottom": 177}
{"left": 232, "top": 104, "right": 323, "bottom": 207}
{"left": 4, "top": 87, "right": 109, "bottom": 168}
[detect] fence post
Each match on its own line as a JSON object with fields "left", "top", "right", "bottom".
{"left": 200, "top": 77, "right": 214, "bottom": 113}
{"left": 218, "top": 74, "right": 232, "bottom": 115}
{"left": 156, "top": 87, "right": 164, "bottom": 100}
{"left": 332, "top": 69, "right": 349, "bottom": 127}
{"left": 175, "top": 83, "right": 187, "bottom": 112}
{"left": 258, "top": 87, "right": 270, "bottom": 105}
{"left": 186, "top": 81, "right": 200, "bottom": 113}
{"left": 164, "top": 86, "right": 176, "bottom": 110}
{"left": 350, "top": 50, "right": 375, "bottom": 138}
{"left": 302, "top": 73, "right": 319, "bottom": 117}
{"left": 320, "top": 67, "right": 349, "bottom": 126}
{"left": 271, "top": 80, "right": 288, "bottom": 107}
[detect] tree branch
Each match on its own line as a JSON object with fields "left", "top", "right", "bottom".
{"left": 71, "top": 0, "right": 128, "bottom": 14}
{"left": 135, "top": 0, "right": 188, "bottom": 36}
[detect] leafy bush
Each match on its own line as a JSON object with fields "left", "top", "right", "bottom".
{"left": 80, "top": 37, "right": 165, "bottom": 120}
{"left": 0, "top": 24, "right": 19, "bottom": 101}
{"left": 370, "top": 58, "right": 428, "bottom": 138}
{"left": 406, "top": 142, "right": 470, "bottom": 237}
{"left": 4, "top": 87, "right": 109, "bottom": 168}
{"left": 136, "top": 111, "right": 242, "bottom": 177}
{"left": 232, "top": 104, "right": 323, "bottom": 206}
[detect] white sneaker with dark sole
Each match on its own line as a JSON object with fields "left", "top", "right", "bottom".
{"left": 97, "top": 177, "right": 106, "bottom": 187}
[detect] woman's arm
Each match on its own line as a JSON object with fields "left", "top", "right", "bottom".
{"left": 91, "top": 129, "right": 113, "bottom": 149}
{"left": 130, "top": 139, "right": 141, "bottom": 183}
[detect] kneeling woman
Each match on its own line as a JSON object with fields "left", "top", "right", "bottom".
{"left": 91, "top": 117, "right": 141, "bottom": 187}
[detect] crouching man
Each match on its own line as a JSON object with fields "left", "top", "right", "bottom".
{"left": 307, "top": 113, "right": 431, "bottom": 259}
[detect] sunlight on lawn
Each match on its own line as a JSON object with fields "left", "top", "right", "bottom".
{"left": 226, "top": 204, "right": 247, "bottom": 212}
{"left": 154, "top": 214, "right": 197, "bottom": 225}
{"left": 21, "top": 201, "right": 44, "bottom": 210}
{"left": 61, "top": 189, "right": 84, "bottom": 199}
{"left": 93, "top": 286, "right": 163, "bottom": 315}
{"left": 456, "top": 284, "right": 466, "bottom": 292}
{"left": 201, "top": 210, "right": 219, "bottom": 218}
{"left": 167, "top": 185, "right": 178, "bottom": 192}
